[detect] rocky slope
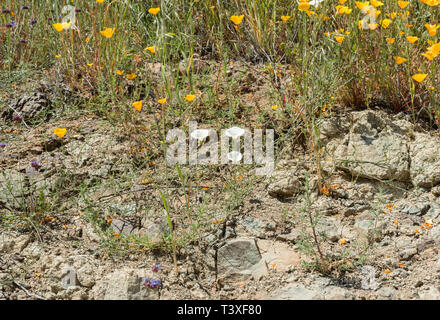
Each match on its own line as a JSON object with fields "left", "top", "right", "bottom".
{"left": 2, "top": 91, "right": 440, "bottom": 299}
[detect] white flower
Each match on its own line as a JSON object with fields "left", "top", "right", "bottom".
{"left": 190, "top": 129, "right": 210, "bottom": 141}
{"left": 308, "top": 0, "right": 325, "bottom": 7}
{"left": 225, "top": 127, "right": 245, "bottom": 139}
{"left": 227, "top": 151, "right": 243, "bottom": 162}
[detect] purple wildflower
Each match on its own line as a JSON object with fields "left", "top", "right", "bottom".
{"left": 6, "top": 21, "right": 15, "bottom": 28}
{"left": 141, "top": 277, "right": 161, "bottom": 289}
{"left": 19, "top": 39, "right": 28, "bottom": 44}
{"left": 75, "top": 8, "right": 82, "bottom": 13}
{"left": 30, "top": 19, "right": 37, "bottom": 25}
{"left": 150, "top": 280, "right": 162, "bottom": 288}
{"left": 2, "top": 9, "right": 11, "bottom": 14}
{"left": 142, "top": 277, "right": 151, "bottom": 287}
{"left": 13, "top": 114, "right": 23, "bottom": 122}
{"left": 30, "top": 159, "right": 41, "bottom": 168}
{"left": 152, "top": 264, "right": 161, "bottom": 272}
{"left": 20, "top": 5, "right": 30, "bottom": 10}
{"left": 0, "top": 142, "right": 7, "bottom": 149}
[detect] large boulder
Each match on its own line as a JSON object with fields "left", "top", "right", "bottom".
{"left": 333, "top": 110, "right": 410, "bottom": 182}
{"left": 410, "top": 133, "right": 440, "bottom": 187}
{"left": 0, "top": 170, "right": 28, "bottom": 208}
{"left": 91, "top": 267, "right": 159, "bottom": 300}
{"left": 217, "top": 238, "right": 262, "bottom": 282}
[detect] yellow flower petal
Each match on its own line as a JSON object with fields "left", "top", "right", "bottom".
{"left": 158, "top": 98, "right": 167, "bottom": 104}
{"left": 381, "top": 19, "right": 391, "bottom": 29}
{"left": 393, "top": 56, "right": 407, "bottom": 64}
{"left": 355, "top": 1, "right": 370, "bottom": 10}
{"left": 230, "top": 15, "right": 244, "bottom": 25}
{"left": 406, "top": 36, "right": 418, "bottom": 44}
{"left": 334, "top": 35, "right": 345, "bottom": 44}
{"left": 386, "top": 37, "right": 395, "bottom": 44}
{"left": 100, "top": 27, "right": 115, "bottom": 38}
{"left": 53, "top": 23, "right": 64, "bottom": 32}
{"left": 148, "top": 8, "right": 160, "bottom": 15}
{"left": 371, "top": 0, "right": 384, "bottom": 7}
{"left": 145, "top": 46, "right": 155, "bottom": 53}
{"left": 412, "top": 74, "right": 427, "bottom": 83}
{"left": 425, "top": 24, "right": 440, "bottom": 36}
{"left": 298, "top": 3, "right": 311, "bottom": 11}
{"left": 185, "top": 94, "right": 196, "bottom": 102}
{"left": 397, "top": 1, "right": 409, "bottom": 9}
{"left": 421, "top": 52, "right": 435, "bottom": 61}
{"left": 53, "top": 128, "right": 67, "bottom": 139}
{"left": 132, "top": 100, "right": 143, "bottom": 111}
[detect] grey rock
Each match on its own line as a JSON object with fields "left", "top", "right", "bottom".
{"left": 334, "top": 110, "right": 410, "bottom": 182}
{"left": 111, "top": 219, "right": 136, "bottom": 235}
{"left": 430, "top": 225, "right": 440, "bottom": 245}
{"left": 91, "top": 268, "right": 159, "bottom": 300}
{"left": 396, "top": 238, "right": 417, "bottom": 261}
{"left": 277, "top": 229, "right": 301, "bottom": 243}
{"left": 416, "top": 239, "right": 435, "bottom": 253}
{"left": 267, "top": 171, "right": 302, "bottom": 197}
{"left": 217, "top": 238, "right": 262, "bottom": 281}
{"left": 73, "top": 218, "right": 101, "bottom": 244}
{"left": 426, "top": 203, "right": 440, "bottom": 220}
{"left": 265, "top": 284, "right": 321, "bottom": 300}
{"left": 61, "top": 266, "right": 79, "bottom": 289}
{"left": 323, "top": 286, "right": 352, "bottom": 300}
{"left": 344, "top": 203, "right": 370, "bottom": 216}
{"left": 76, "top": 263, "right": 96, "bottom": 288}
{"left": 410, "top": 133, "right": 440, "bottom": 187}
{"left": 408, "top": 206, "right": 421, "bottom": 215}
{"left": 0, "top": 170, "right": 28, "bottom": 207}
{"left": 418, "top": 286, "right": 440, "bottom": 300}
{"left": 110, "top": 204, "right": 137, "bottom": 215}
{"left": 0, "top": 234, "right": 15, "bottom": 254}
{"left": 241, "top": 217, "right": 265, "bottom": 238}
{"left": 377, "top": 286, "right": 397, "bottom": 300}
{"left": 224, "top": 226, "right": 236, "bottom": 239}
{"left": 205, "top": 249, "right": 217, "bottom": 270}
{"left": 312, "top": 197, "right": 339, "bottom": 216}
{"left": 0, "top": 233, "right": 30, "bottom": 254}
{"left": 21, "top": 242, "right": 43, "bottom": 259}
{"left": 203, "top": 234, "right": 217, "bottom": 246}
{"left": 2, "top": 91, "right": 51, "bottom": 121}
{"left": 360, "top": 266, "right": 380, "bottom": 290}
{"left": 316, "top": 217, "right": 340, "bottom": 242}
{"left": 401, "top": 204, "right": 430, "bottom": 216}
{"left": 431, "top": 185, "right": 440, "bottom": 196}
{"left": 137, "top": 216, "right": 169, "bottom": 242}
{"left": 354, "top": 214, "right": 385, "bottom": 242}
{"left": 257, "top": 240, "right": 300, "bottom": 273}
{"left": 332, "top": 189, "right": 349, "bottom": 199}
{"left": 319, "top": 117, "right": 349, "bottom": 140}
